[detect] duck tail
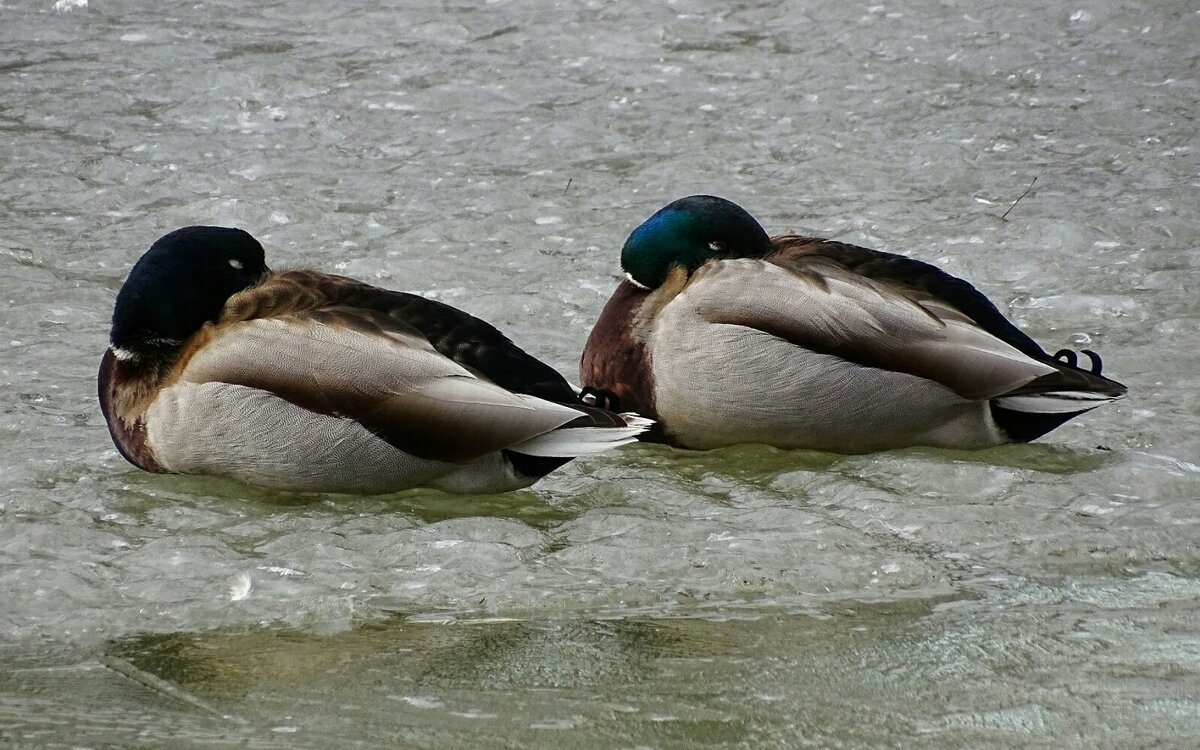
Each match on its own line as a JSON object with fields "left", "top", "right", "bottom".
{"left": 993, "top": 388, "right": 1124, "bottom": 415}
{"left": 509, "top": 412, "right": 653, "bottom": 457}
{"left": 991, "top": 356, "right": 1127, "bottom": 442}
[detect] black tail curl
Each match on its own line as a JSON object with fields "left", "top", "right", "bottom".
{"left": 1054, "top": 348, "right": 1104, "bottom": 376}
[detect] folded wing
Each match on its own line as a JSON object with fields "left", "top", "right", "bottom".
{"left": 177, "top": 308, "right": 589, "bottom": 463}
{"left": 681, "top": 253, "right": 1122, "bottom": 405}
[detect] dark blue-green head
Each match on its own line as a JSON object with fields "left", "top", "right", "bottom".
{"left": 110, "top": 226, "right": 269, "bottom": 360}
{"left": 620, "top": 195, "right": 773, "bottom": 289}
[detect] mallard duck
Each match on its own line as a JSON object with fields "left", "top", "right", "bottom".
{"left": 580, "top": 195, "right": 1127, "bottom": 452}
{"left": 99, "top": 226, "right": 650, "bottom": 494}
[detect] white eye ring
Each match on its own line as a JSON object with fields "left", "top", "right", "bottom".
{"left": 707, "top": 241, "right": 726, "bottom": 252}
{"left": 228, "top": 258, "right": 244, "bottom": 270}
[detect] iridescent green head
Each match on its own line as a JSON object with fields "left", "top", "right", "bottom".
{"left": 620, "top": 195, "right": 773, "bottom": 289}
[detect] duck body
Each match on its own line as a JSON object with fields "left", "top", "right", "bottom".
{"left": 101, "top": 227, "right": 649, "bottom": 495}
{"left": 581, "top": 196, "right": 1126, "bottom": 453}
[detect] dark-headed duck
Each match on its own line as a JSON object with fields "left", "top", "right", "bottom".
{"left": 100, "top": 226, "right": 650, "bottom": 494}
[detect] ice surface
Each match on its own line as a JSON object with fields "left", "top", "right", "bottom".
{"left": 1, "top": 0, "right": 1197, "bottom": 747}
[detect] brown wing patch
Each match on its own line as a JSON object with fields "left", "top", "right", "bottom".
{"left": 221, "top": 270, "right": 353, "bottom": 323}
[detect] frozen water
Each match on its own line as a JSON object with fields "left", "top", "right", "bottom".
{"left": 1, "top": 0, "right": 1197, "bottom": 747}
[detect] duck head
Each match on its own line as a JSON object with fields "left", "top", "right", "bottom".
{"left": 620, "top": 195, "right": 772, "bottom": 289}
{"left": 110, "top": 226, "right": 269, "bottom": 361}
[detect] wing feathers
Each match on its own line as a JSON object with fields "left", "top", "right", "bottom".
{"left": 769, "top": 236, "right": 1051, "bottom": 359}
{"left": 226, "top": 270, "right": 579, "bottom": 403}
{"left": 511, "top": 415, "right": 654, "bottom": 457}
{"left": 178, "top": 314, "right": 587, "bottom": 463}
{"left": 685, "top": 259, "right": 1057, "bottom": 400}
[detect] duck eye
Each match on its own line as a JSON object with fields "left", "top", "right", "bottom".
{"left": 707, "top": 241, "right": 726, "bottom": 253}
{"left": 228, "top": 258, "right": 244, "bottom": 270}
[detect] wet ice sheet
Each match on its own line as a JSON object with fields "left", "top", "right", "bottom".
{"left": 1, "top": 0, "right": 1199, "bottom": 747}
{"left": 4, "top": 443, "right": 1197, "bottom": 644}
{"left": 4, "top": 575, "right": 1200, "bottom": 749}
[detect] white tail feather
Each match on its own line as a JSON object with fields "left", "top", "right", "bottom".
{"left": 511, "top": 414, "right": 653, "bottom": 457}
{"left": 996, "top": 391, "right": 1123, "bottom": 414}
